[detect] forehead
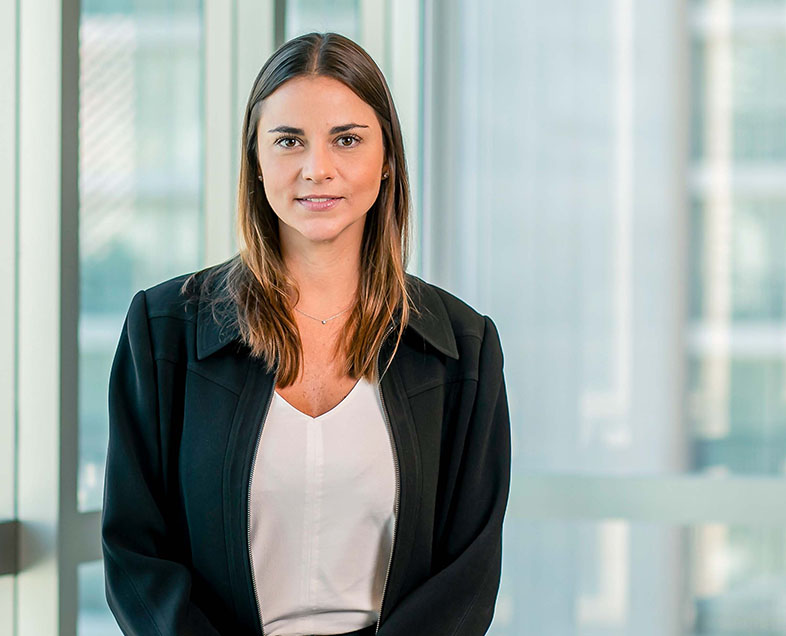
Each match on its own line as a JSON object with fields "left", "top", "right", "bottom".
{"left": 258, "top": 75, "right": 378, "bottom": 128}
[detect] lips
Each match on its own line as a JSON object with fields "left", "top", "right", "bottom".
{"left": 296, "top": 197, "right": 343, "bottom": 211}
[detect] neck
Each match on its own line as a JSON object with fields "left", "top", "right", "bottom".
{"left": 282, "top": 240, "right": 361, "bottom": 315}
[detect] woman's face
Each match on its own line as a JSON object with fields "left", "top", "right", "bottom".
{"left": 255, "top": 75, "right": 387, "bottom": 250}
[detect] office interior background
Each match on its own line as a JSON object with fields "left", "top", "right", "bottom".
{"left": 3, "top": 0, "right": 786, "bottom": 634}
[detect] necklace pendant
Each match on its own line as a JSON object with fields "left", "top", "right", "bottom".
{"left": 322, "top": 320, "right": 327, "bottom": 324}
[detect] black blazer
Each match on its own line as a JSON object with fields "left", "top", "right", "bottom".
{"left": 102, "top": 265, "right": 511, "bottom": 636}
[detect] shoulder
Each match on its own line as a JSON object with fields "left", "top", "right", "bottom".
{"left": 407, "top": 273, "right": 487, "bottom": 338}
{"left": 405, "top": 273, "right": 502, "bottom": 367}
{"left": 140, "top": 272, "right": 197, "bottom": 320}
{"left": 137, "top": 261, "right": 229, "bottom": 323}
{"left": 121, "top": 264, "right": 227, "bottom": 362}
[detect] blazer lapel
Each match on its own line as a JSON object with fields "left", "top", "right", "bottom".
{"left": 192, "top": 268, "right": 459, "bottom": 633}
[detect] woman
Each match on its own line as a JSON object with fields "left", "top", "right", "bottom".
{"left": 102, "top": 32, "right": 511, "bottom": 636}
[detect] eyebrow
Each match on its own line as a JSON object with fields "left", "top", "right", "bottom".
{"left": 266, "top": 123, "right": 370, "bottom": 135}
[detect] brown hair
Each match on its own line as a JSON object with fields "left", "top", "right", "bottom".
{"left": 181, "top": 31, "right": 419, "bottom": 387}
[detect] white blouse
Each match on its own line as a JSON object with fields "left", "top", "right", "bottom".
{"left": 249, "top": 376, "right": 397, "bottom": 636}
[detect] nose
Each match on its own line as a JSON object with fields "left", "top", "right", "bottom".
{"left": 301, "top": 144, "right": 335, "bottom": 182}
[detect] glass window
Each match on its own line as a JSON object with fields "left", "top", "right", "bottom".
{"left": 77, "top": 0, "right": 204, "bottom": 512}
{"left": 285, "top": 0, "right": 360, "bottom": 41}
{"left": 686, "top": 0, "right": 786, "bottom": 476}
{"left": 492, "top": 518, "right": 786, "bottom": 635}
{"left": 0, "top": 577, "right": 12, "bottom": 633}
{"left": 78, "top": 560, "right": 122, "bottom": 636}
{"left": 427, "top": 0, "right": 786, "bottom": 476}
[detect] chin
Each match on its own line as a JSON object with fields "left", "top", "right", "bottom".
{"left": 297, "top": 223, "right": 351, "bottom": 244}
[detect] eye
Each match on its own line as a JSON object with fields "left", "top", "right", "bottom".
{"left": 274, "top": 136, "right": 301, "bottom": 149}
{"left": 337, "top": 134, "right": 361, "bottom": 148}
{"left": 273, "top": 134, "right": 362, "bottom": 149}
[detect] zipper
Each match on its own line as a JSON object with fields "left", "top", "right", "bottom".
{"left": 375, "top": 343, "right": 401, "bottom": 635}
{"left": 248, "top": 367, "right": 278, "bottom": 636}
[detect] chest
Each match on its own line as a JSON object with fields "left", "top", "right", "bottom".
{"left": 275, "top": 374, "right": 360, "bottom": 419}
{"left": 274, "top": 324, "right": 360, "bottom": 419}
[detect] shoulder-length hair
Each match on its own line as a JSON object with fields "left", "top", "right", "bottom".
{"left": 181, "top": 31, "right": 419, "bottom": 387}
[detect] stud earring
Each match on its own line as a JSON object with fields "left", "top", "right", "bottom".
{"left": 382, "top": 172, "right": 389, "bottom": 179}
{"left": 257, "top": 175, "right": 263, "bottom": 181}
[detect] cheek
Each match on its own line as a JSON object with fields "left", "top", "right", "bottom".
{"left": 260, "top": 166, "right": 289, "bottom": 198}
{"left": 258, "top": 151, "right": 288, "bottom": 182}
{"left": 350, "top": 160, "right": 383, "bottom": 189}
{"left": 350, "top": 173, "right": 383, "bottom": 210}
{"left": 261, "top": 178, "right": 288, "bottom": 212}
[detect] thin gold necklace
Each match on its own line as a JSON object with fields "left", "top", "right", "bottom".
{"left": 294, "top": 302, "right": 353, "bottom": 325}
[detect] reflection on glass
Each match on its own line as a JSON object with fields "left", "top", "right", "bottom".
{"left": 688, "top": 0, "right": 786, "bottom": 476}
{"left": 688, "top": 356, "right": 786, "bottom": 474}
{"left": 78, "top": 0, "right": 204, "bottom": 511}
{"left": 422, "top": 0, "right": 786, "bottom": 476}
{"left": 490, "top": 519, "right": 786, "bottom": 635}
{"left": 78, "top": 560, "right": 122, "bottom": 636}
{"left": 285, "top": 0, "right": 360, "bottom": 41}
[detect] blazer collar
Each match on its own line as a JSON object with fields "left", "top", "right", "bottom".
{"left": 195, "top": 272, "right": 459, "bottom": 361}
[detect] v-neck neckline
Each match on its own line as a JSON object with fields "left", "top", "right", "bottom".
{"left": 274, "top": 378, "right": 364, "bottom": 421}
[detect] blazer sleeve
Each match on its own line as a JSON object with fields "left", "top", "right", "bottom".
{"left": 102, "top": 290, "right": 221, "bottom": 636}
{"left": 378, "top": 314, "right": 512, "bottom": 636}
